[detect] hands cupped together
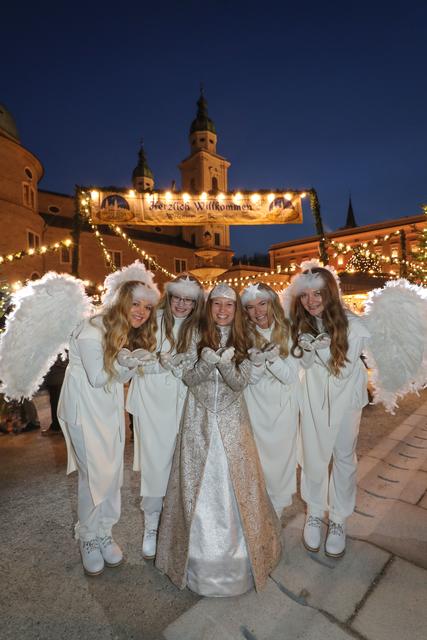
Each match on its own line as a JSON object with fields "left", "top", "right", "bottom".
{"left": 201, "top": 346, "right": 235, "bottom": 365}
{"left": 117, "top": 348, "right": 157, "bottom": 369}
{"left": 159, "top": 352, "right": 192, "bottom": 371}
{"left": 248, "top": 342, "right": 280, "bottom": 365}
{"left": 297, "top": 332, "right": 331, "bottom": 352}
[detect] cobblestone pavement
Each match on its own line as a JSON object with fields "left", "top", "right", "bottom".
{"left": 0, "top": 390, "right": 426, "bottom": 640}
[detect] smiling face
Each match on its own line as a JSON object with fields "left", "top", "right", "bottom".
{"left": 170, "top": 294, "right": 195, "bottom": 318}
{"left": 211, "top": 297, "right": 236, "bottom": 326}
{"left": 300, "top": 288, "right": 325, "bottom": 317}
{"left": 128, "top": 299, "right": 153, "bottom": 328}
{"left": 245, "top": 298, "right": 271, "bottom": 329}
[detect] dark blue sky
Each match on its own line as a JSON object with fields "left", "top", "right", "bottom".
{"left": 2, "top": 1, "right": 426, "bottom": 255}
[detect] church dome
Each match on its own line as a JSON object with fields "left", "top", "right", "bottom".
{"left": 0, "top": 104, "right": 20, "bottom": 142}
{"left": 190, "top": 92, "right": 216, "bottom": 135}
{"left": 132, "top": 144, "right": 154, "bottom": 180}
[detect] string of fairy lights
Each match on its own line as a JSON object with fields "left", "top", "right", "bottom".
{"left": 108, "top": 224, "right": 175, "bottom": 279}
{"left": 0, "top": 238, "right": 73, "bottom": 266}
{"left": 1, "top": 191, "right": 425, "bottom": 295}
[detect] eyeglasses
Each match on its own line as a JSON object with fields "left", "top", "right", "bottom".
{"left": 171, "top": 295, "right": 194, "bottom": 306}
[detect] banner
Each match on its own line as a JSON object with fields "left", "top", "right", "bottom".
{"left": 89, "top": 190, "right": 304, "bottom": 226}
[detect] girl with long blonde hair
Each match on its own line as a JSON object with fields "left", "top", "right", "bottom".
{"left": 287, "top": 263, "right": 370, "bottom": 559}
{"left": 126, "top": 273, "right": 205, "bottom": 560}
{"left": 58, "top": 262, "right": 159, "bottom": 577}
{"left": 241, "top": 282, "right": 299, "bottom": 516}
{"left": 156, "top": 282, "right": 281, "bottom": 597}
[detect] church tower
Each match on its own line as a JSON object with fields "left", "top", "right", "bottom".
{"left": 179, "top": 89, "right": 230, "bottom": 194}
{"left": 180, "top": 91, "right": 233, "bottom": 276}
{"left": 132, "top": 142, "right": 154, "bottom": 192}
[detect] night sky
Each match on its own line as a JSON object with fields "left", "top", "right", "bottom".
{"left": 2, "top": 1, "right": 426, "bottom": 256}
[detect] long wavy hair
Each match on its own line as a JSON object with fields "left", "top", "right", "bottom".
{"left": 289, "top": 267, "right": 349, "bottom": 375}
{"left": 198, "top": 286, "right": 251, "bottom": 364}
{"left": 158, "top": 273, "right": 205, "bottom": 353}
{"left": 96, "top": 280, "right": 158, "bottom": 379}
{"left": 243, "top": 283, "right": 291, "bottom": 357}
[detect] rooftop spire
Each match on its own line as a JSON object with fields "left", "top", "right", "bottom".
{"left": 345, "top": 195, "right": 358, "bottom": 228}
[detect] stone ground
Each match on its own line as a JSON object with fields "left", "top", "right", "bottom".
{"left": 0, "top": 390, "right": 426, "bottom": 640}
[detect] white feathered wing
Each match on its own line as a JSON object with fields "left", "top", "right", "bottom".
{"left": 363, "top": 279, "right": 427, "bottom": 414}
{"left": 0, "top": 272, "right": 93, "bottom": 401}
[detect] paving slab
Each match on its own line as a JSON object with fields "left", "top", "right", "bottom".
{"left": 352, "top": 557, "right": 427, "bottom": 640}
{"left": 400, "top": 412, "right": 426, "bottom": 427}
{"left": 358, "top": 462, "right": 426, "bottom": 504}
{"left": 271, "top": 517, "right": 390, "bottom": 623}
{"left": 163, "top": 578, "right": 353, "bottom": 640}
{"left": 363, "top": 502, "right": 427, "bottom": 568}
{"left": 413, "top": 400, "right": 427, "bottom": 416}
{"left": 399, "top": 470, "right": 427, "bottom": 504}
{"left": 418, "top": 491, "right": 427, "bottom": 509}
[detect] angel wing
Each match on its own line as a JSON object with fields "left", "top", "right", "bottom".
{"left": 363, "top": 279, "right": 427, "bottom": 414}
{"left": 0, "top": 272, "right": 93, "bottom": 401}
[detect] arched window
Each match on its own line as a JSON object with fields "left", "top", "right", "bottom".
{"left": 211, "top": 177, "right": 218, "bottom": 194}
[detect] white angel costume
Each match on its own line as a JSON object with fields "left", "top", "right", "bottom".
{"left": 286, "top": 263, "right": 427, "bottom": 524}
{"left": 58, "top": 315, "right": 136, "bottom": 540}
{"left": 126, "top": 277, "right": 203, "bottom": 514}
{"left": 156, "top": 322, "right": 281, "bottom": 596}
{"left": 241, "top": 285, "right": 299, "bottom": 513}
{"left": 298, "top": 313, "right": 370, "bottom": 522}
{"left": 126, "top": 309, "right": 188, "bottom": 508}
{"left": 0, "top": 263, "right": 160, "bottom": 546}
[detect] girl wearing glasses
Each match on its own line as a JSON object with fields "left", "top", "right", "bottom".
{"left": 127, "top": 274, "right": 205, "bottom": 559}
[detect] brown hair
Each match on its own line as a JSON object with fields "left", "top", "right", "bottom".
{"left": 198, "top": 286, "right": 251, "bottom": 364}
{"left": 289, "top": 267, "right": 349, "bottom": 375}
{"left": 97, "top": 280, "right": 158, "bottom": 379}
{"left": 243, "top": 282, "right": 291, "bottom": 357}
{"left": 158, "top": 273, "right": 204, "bottom": 353}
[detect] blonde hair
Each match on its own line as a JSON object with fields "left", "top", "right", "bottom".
{"left": 96, "top": 280, "right": 157, "bottom": 380}
{"left": 289, "top": 267, "right": 349, "bottom": 375}
{"left": 158, "top": 274, "right": 205, "bottom": 353}
{"left": 198, "top": 286, "right": 251, "bottom": 364}
{"left": 243, "top": 282, "right": 290, "bottom": 357}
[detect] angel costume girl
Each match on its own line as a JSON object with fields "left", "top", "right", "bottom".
{"left": 57, "top": 263, "right": 160, "bottom": 575}
{"left": 155, "top": 283, "right": 281, "bottom": 597}
{"left": 241, "top": 283, "right": 299, "bottom": 515}
{"left": 126, "top": 274, "right": 204, "bottom": 559}
{"left": 288, "top": 264, "right": 370, "bottom": 558}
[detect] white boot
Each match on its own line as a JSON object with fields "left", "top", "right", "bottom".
{"left": 142, "top": 511, "right": 160, "bottom": 559}
{"left": 98, "top": 535, "right": 123, "bottom": 567}
{"left": 302, "top": 514, "right": 323, "bottom": 552}
{"left": 79, "top": 538, "right": 104, "bottom": 576}
{"left": 325, "top": 521, "right": 346, "bottom": 558}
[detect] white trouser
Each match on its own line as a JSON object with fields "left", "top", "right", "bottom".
{"left": 67, "top": 422, "right": 121, "bottom": 541}
{"left": 301, "top": 410, "right": 361, "bottom": 524}
{"left": 141, "top": 496, "right": 163, "bottom": 515}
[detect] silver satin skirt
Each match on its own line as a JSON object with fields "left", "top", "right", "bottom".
{"left": 186, "top": 419, "right": 254, "bottom": 597}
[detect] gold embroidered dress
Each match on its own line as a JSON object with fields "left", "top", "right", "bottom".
{"left": 155, "top": 327, "right": 281, "bottom": 597}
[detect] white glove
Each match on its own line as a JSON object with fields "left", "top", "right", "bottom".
{"left": 248, "top": 347, "right": 267, "bottom": 365}
{"left": 263, "top": 343, "right": 280, "bottom": 363}
{"left": 311, "top": 333, "right": 331, "bottom": 350}
{"left": 131, "top": 348, "right": 158, "bottom": 364}
{"left": 159, "top": 352, "right": 186, "bottom": 371}
{"left": 218, "top": 346, "right": 235, "bottom": 364}
{"left": 117, "top": 348, "right": 140, "bottom": 369}
{"left": 298, "top": 333, "right": 316, "bottom": 352}
{"left": 201, "top": 347, "right": 221, "bottom": 365}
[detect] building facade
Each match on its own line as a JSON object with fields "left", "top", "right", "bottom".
{"left": 0, "top": 93, "right": 234, "bottom": 291}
